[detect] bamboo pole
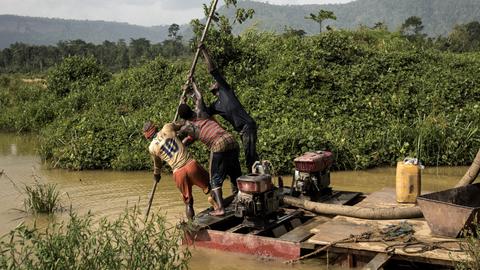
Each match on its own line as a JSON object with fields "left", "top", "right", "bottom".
{"left": 173, "top": 0, "right": 220, "bottom": 122}
{"left": 144, "top": 180, "right": 158, "bottom": 222}
{"left": 145, "top": 0, "right": 220, "bottom": 222}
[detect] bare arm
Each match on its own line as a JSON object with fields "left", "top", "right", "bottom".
{"left": 171, "top": 121, "right": 185, "bottom": 132}
{"left": 178, "top": 123, "right": 196, "bottom": 147}
{"left": 180, "top": 83, "right": 191, "bottom": 104}
{"left": 199, "top": 43, "right": 216, "bottom": 73}
{"left": 152, "top": 154, "right": 162, "bottom": 179}
{"left": 199, "top": 44, "right": 231, "bottom": 91}
{"left": 191, "top": 80, "right": 210, "bottom": 119}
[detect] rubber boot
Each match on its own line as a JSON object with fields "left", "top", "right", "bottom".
{"left": 186, "top": 201, "right": 195, "bottom": 221}
{"left": 231, "top": 181, "right": 239, "bottom": 196}
{"left": 209, "top": 188, "right": 225, "bottom": 216}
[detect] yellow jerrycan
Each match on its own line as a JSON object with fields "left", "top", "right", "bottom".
{"left": 396, "top": 158, "right": 422, "bottom": 203}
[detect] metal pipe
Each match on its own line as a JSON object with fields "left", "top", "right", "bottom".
{"left": 282, "top": 195, "right": 423, "bottom": 220}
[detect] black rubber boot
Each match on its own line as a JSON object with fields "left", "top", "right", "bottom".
{"left": 186, "top": 201, "right": 195, "bottom": 221}
{"left": 231, "top": 182, "right": 239, "bottom": 196}
{"left": 210, "top": 188, "right": 225, "bottom": 216}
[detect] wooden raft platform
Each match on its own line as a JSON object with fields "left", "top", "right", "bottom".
{"left": 306, "top": 188, "right": 469, "bottom": 267}
{"left": 185, "top": 191, "right": 359, "bottom": 260}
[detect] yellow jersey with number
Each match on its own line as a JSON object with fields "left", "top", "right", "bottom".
{"left": 148, "top": 123, "right": 191, "bottom": 173}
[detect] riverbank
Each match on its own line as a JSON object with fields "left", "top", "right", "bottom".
{"left": 1, "top": 29, "right": 479, "bottom": 173}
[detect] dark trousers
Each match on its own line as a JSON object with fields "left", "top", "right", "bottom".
{"left": 241, "top": 128, "right": 259, "bottom": 172}
{"left": 210, "top": 148, "right": 242, "bottom": 190}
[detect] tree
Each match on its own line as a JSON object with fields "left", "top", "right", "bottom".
{"left": 400, "top": 16, "right": 424, "bottom": 37}
{"left": 305, "top": 9, "right": 337, "bottom": 34}
{"left": 129, "top": 38, "right": 151, "bottom": 65}
{"left": 116, "top": 39, "right": 130, "bottom": 69}
{"left": 446, "top": 21, "right": 480, "bottom": 52}
{"left": 372, "top": 21, "right": 388, "bottom": 31}
{"left": 282, "top": 26, "right": 306, "bottom": 38}
{"left": 168, "top": 23, "right": 182, "bottom": 41}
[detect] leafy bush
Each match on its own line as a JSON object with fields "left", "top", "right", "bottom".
{"left": 0, "top": 75, "right": 55, "bottom": 132}
{"left": 0, "top": 208, "right": 190, "bottom": 270}
{"left": 47, "top": 56, "right": 111, "bottom": 97}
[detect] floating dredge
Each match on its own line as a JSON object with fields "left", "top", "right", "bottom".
{"left": 184, "top": 151, "right": 472, "bottom": 269}
{"left": 185, "top": 152, "right": 359, "bottom": 259}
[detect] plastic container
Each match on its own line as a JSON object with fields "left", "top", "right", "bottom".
{"left": 396, "top": 161, "right": 421, "bottom": 203}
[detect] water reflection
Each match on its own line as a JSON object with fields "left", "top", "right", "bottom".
{"left": 10, "top": 143, "right": 17, "bottom": 155}
{"left": 0, "top": 133, "right": 38, "bottom": 156}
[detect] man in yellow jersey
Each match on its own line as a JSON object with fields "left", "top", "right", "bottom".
{"left": 143, "top": 121, "right": 212, "bottom": 220}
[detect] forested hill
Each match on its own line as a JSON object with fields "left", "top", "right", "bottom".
{"left": 227, "top": 0, "right": 480, "bottom": 36}
{"left": 2, "top": 0, "right": 480, "bottom": 49}
{"left": 0, "top": 15, "right": 170, "bottom": 49}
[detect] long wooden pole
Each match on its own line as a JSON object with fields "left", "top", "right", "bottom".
{"left": 173, "top": 0, "right": 220, "bottom": 122}
{"left": 145, "top": 0, "right": 220, "bottom": 222}
{"left": 144, "top": 180, "right": 158, "bottom": 222}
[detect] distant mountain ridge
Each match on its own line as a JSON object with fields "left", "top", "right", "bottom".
{"left": 0, "top": 15, "right": 170, "bottom": 49}
{"left": 1, "top": 0, "right": 480, "bottom": 49}
{"left": 230, "top": 0, "right": 480, "bottom": 37}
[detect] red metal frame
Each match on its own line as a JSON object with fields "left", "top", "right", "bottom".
{"left": 184, "top": 229, "right": 301, "bottom": 260}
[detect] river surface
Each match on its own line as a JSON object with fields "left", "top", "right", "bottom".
{"left": 0, "top": 133, "right": 468, "bottom": 269}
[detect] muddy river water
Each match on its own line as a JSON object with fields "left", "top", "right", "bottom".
{"left": 0, "top": 133, "right": 467, "bottom": 269}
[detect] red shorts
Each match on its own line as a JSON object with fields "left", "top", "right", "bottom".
{"left": 173, "top": 160, "right": 209, "bottom": 204}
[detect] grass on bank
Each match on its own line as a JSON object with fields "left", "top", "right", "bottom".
{"left": 0, "top": 206, "right": 190, "bottom": 270}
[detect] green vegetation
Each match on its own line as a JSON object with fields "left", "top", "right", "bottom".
{"left": 1, "top": 27, "right": 479, "bottom": 173}
{"left": 455, "top": 223, "right": 480, "bottom": 270}
{"left": 0, "top": 208, "right": 190, "bottom": 270}
{"left": 0, "top": 14, "right": 176, "bottom": 50}
{"left": 23, "top": 181, "right": 62, "bottom": 214}
{"left": 0, "top": 37, "right": 191, "bottom": 73}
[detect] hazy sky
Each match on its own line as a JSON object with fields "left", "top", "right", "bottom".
{"left": 1, "top": 0, "right": 354, "bottom": 26}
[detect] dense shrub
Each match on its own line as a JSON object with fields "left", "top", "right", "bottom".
{"left": 1, "top": 29, "right": 479, "bottom": 173}
{"left": 0, "top": 74, "right": 55, "bottom": 132}
{"left": 0, "top": 208, "right": 190, "bottom": 270}
{"left": 47, "top": 56, "right": 111, "bottom": 97}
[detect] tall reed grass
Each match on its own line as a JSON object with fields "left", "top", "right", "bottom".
{"left": 0, "top": 206, "right": 190, "bottom": 270}
{"left": 23, "top": 181, "right": 61, "bottom": 213}
{"left": 1, "top": 170, "right": 63, "bottom": 214}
